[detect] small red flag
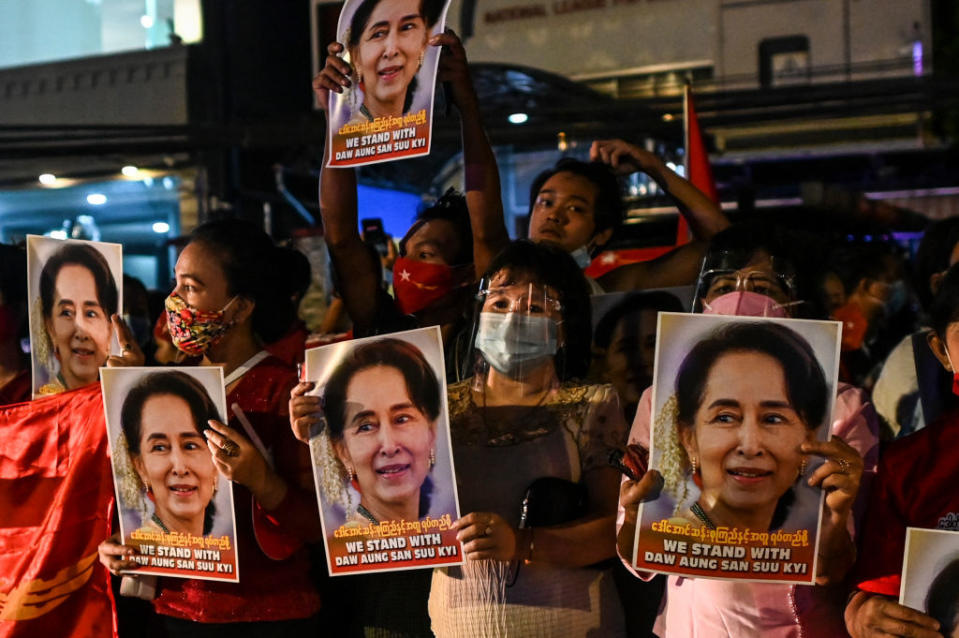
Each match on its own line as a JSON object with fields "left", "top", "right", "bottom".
{"left": 0, "top": 384, "right": 115, "bottom": 638}
{"left": 681, "top": 84, "right": 719, "bottom": 245}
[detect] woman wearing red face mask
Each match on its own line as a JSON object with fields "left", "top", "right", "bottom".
{"left": 845, "top": 264, "right": 959, "bottom": 638}
{"left": 314, "top": 30, "right": 509, "bottom": 377}
{"left": 99, "top": 221, "right": 323, "bottom": 637}
{"left": 616, "top": 224, "right": 879, "bottom": 638}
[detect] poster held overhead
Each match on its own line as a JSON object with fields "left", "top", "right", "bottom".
{"left": 326, "top": 0, "right": 451, "bottom": 167}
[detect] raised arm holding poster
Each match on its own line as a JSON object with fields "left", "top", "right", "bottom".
{"left": 304, "top": 326, "right": 462, "bottom": 575}
{"left": 101, "top": 366, "right": 239, "bottom": 583}
{"left": 26, "top": 235, "right": 123, "bottom": 398}
{"left": 326, "top": 0, "right": 450, "bottom": 167}
{"left": 634, "top": 312, "right": 842, "bottom": 584}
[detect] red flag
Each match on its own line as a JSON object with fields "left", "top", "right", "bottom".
{"left": 0, "top": 384, "right": 115, "bottom": 638}
{"left": 681, "top": 83, "right": 719, "bottom": 245}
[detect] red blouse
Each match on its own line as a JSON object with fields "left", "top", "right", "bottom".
{"left": 152, "top": 355, "right": 323, "bottom": 623}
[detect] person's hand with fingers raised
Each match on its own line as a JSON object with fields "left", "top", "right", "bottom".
{"left": 431, "top": 29, "right": 476, "bottom": 113}
{"left": 205, "top": 419, "right": 288, "bottom": 510}
{"left": 590, "top": 139, "right": 666, "bottom": 178}
{"left": 106, "top": 314, "right": 145, "bottom": 367}
{"left": 313, "top": 42, "right": 354, "bottom": 108}
{"left": 801, "top": 428, "right": 864, "bottom": 584}
{"left": 289, "top": 381, "right": 323, "bottom": 444}
{"left": 803, "top": 432, "right": 863, "bottom": 524}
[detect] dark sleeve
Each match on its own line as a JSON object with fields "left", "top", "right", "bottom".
{"left": 851, "top": 452, "right": 907, "bottom": 596}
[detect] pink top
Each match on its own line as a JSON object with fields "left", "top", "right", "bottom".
{"left": 616, "top": 383, "right": 879, "bottom": 638}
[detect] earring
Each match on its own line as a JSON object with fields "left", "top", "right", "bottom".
{"left": 429, "top": 448, "right": 436, "bottom": 469}
{"left": 690, "top": 457, "right": 699, "bottom": 475}
{"left": 798, "top": 457, "right": 808, "bottom": 478}
{"left": 347, "top": 464, "right": 361, "bottom": 493}
{"left": 212, "top": 477, "right": 218, "bottom": 495}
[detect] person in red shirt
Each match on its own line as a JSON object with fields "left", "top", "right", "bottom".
{"left": 99, "top": 221, "right": 323, "bottom": 637}
{"left": 846, "top": 263, "right": 959, "bottom": 638}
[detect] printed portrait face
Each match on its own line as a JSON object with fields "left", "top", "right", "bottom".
{"left": 335, "top": 365, "right": 436, "bottom": 517}
{"left": 680, "top": 350, "right": 814, "bottom": 523}
{"left": 44, "top": 263, "right": 112, "bottom": 388}
{"left": 133, "top": 394, "right": 217, "bottom": 534}
{"left": 354, "top": 0, "right": 428, "bottom": 115}
{"left": 528, "top": 171, "right": 600, "bottom": 254}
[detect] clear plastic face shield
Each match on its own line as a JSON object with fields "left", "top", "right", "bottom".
{"left": 693, "top": 250, "right": 801, "bottom": 317}
{"left": 471, "top": 270, "right": 563, "bottom": 390}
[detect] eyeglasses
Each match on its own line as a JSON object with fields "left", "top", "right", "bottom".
{"left": 477, "top": 285, "right": 562, "bottom": 316}
{"left": 701, "top": 269, "right": 795, "bottom": 303}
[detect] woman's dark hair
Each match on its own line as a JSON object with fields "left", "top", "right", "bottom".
{"left": 323, "top": 337, "right": 441, "bottom": 439}
{"left": 346, "top": 0, "right": 446, "bottom": 114}
{"left": 399, "top": 188, "right": 473, "bottom": 266}
{"left": 39, "top": 242, "right": 119, "bottom": 319}
{"left": 528, "top": 158, "right": 624, "bottom": 240}
{"left": 190, "top": 220, "right": 293, "bottom": 343}
{"left": 675, "top": 322, "right": 828, "bottom": 430}
{"left": 674, "top": 322, "right": 828, "bottom": 529}
{"left": 930, "top": 263, "right": 959, "bottom": 340}
{"left": 594, "top": 291, "right": 684, "bottom": 350}
{"left": 926, "top": 559, "right": 959, "bottom": 636}
{"left": 916, "top": 217, "right": 959, "bottom": 311}
{"left": 121, "top": 370, "right": 223, "bottom": 535}
{"left": 478, "top": 240, "right": 592, "bottom": 380}
{"left": 701, "top": 223, "right": 824, "bottom": 319}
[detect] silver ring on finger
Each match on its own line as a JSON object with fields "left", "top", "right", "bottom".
{"left": 834, "top": 457, "right": 850, "bottom": 474}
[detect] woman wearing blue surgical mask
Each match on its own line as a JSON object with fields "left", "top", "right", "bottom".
{"left": 617, "top": 223, "right": 880, "bottom": 638}
{"left": 429, "top": 240, "right": 628, "bottom": 637}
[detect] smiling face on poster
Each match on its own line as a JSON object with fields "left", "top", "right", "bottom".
{"left": 101, "top": 366, "right": 239, "bottom": 583}
{"left": 634, "top": 312, "right": 842, "bottom": 584}
{"left": 26, "top": 236, "right": 123, "bottom": 398}
{"left": 304, "top": 326, "right": 462, "bottom": 575}
{"left": 326, "top": 0, "right": 450, "bottom": 167}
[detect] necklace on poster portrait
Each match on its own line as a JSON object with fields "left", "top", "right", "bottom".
{"left": 690, "top": 502, "right": 717, "bottom": 530}
{"left": 357, "top": 504, "right": 379, "bottom": 525}
{"left": 152, "top": 513, "right": 171, "bottom": 533}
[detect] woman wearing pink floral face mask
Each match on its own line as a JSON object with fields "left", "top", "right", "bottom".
{"left": 615, "top": 223, "right": 879, "bottom": 638}
{"left": 99, "top": 221, "right": 324, "bottom": 634}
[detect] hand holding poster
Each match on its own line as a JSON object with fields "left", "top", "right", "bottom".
{"left": 900, "top": 527, "right": 959, "bottom": 636}
{"left": 325, "top": 0, "right": 451, "bottom": 167}
{"left": 633, "top": 313, "right": 843, "bottom": 584}
{"left": 26, "top": 235, "right": 123, "bottom": 398}
{"left": 304, "top": 326, "right": 462, "bottom": 575}
{"left": 101, "top": 367, "right": 239, "bottom": 582}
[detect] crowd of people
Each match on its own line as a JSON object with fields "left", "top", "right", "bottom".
{"left": 2, "top": 26, "right": 959, "bottom": 638}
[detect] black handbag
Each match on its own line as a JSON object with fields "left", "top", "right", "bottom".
{"left": 519, "top": 477, "right": 587, "bottom": 528}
